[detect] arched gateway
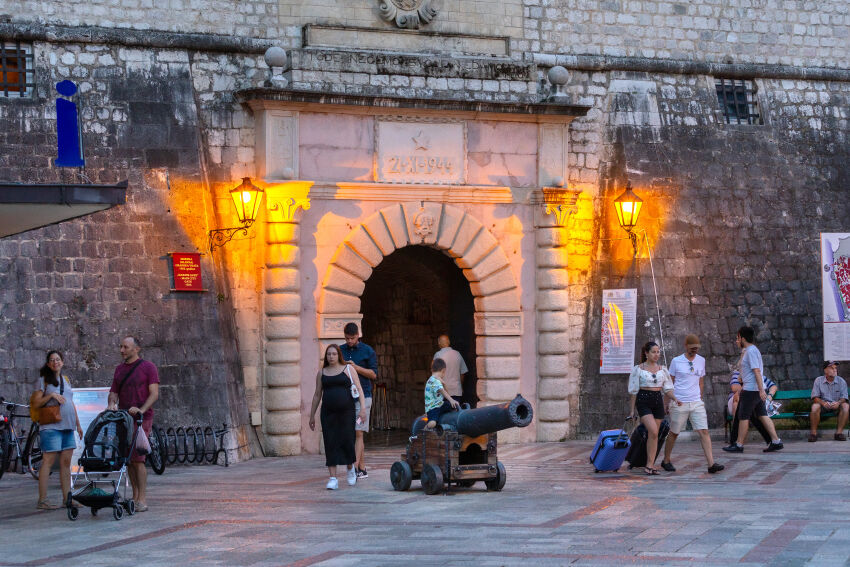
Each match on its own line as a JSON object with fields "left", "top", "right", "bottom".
{"left": 316, "top": 201, "right": 524, "bottom": 423}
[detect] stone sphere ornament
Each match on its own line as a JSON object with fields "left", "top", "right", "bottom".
{"left": 547, "top": 66, "right": 569, "bottom": 86}
{"left": 264, "top": 46, "right": 288, "bottom": 70}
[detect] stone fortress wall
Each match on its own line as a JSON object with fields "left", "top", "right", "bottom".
{"left": 0, "top": 1, "right": 848, "bottom": 450}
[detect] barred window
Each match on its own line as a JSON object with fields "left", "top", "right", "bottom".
{"left": 1, "top": 42, "right": 35, "bottom": 98}
{"left": 715, "top": 78, "right": 762, "bottom": 125}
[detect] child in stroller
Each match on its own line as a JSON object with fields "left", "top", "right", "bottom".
{"left": 67, "top": 409, "right": 146, "bottom": 521}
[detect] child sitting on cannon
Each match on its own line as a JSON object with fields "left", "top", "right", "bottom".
{"left": 424, "top": 358, "right": 460, "bottom": 429}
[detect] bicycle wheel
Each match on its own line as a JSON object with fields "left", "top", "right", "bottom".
{"left": 165, "top": 428, "right": 178, "bottom": 465}
{"left": 203, "top": 426, "right": 215, "bottom": 463}
{"left": 24, "top": 426, "right": 42, "bottom": 480}
{"left": 175, "top": 427, "right": 187, "bottom": 464}
{"left": 146, "top": 427, "right": 165, "bottom": 475}
{"left": 0, "top": 426, "right": 10, "bottom": 480}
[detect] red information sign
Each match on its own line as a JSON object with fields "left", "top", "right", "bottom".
{"left": 171, "top": 253, "right": 204, "bottom": 291}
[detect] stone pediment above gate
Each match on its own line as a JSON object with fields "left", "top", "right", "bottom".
{"left": 240, "top": 90, "right": 590, "bottom": 187}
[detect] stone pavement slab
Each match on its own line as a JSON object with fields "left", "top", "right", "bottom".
{"left": 1, "top": 437, "right": 849, "bottom": 566}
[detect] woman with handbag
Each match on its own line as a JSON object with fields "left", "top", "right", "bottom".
{"left": 308, "top": 344, "right": 367, "bottom": 490}
{"left": 30, "top": 350, "right": 83, "bottom": 510}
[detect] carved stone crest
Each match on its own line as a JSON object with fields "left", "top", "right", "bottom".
{"left": 378, "top": 0, "right": 438, "bottom": 29}
{"left": 412, "top": 208, "right": 435, "bottom": 241}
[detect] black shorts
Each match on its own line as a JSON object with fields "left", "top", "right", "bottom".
{"left": 737, "top": 390, "right": 767, "bottom": 420}
{"left": 635, "top": 390, "right": 665, "bottom": 419}
{"left": 426, "top": 399, "right": 453, "bottom": 422}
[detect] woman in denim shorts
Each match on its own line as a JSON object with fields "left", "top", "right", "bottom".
{"left": 30, "top": 351, "right": 83, "bottom": 510}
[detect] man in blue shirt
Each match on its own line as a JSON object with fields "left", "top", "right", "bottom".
{"left": 340, "top": 322, "right": 378, "bottom": 479}
{"left": 723, "top": 326, "right": 783, "bottom": 453}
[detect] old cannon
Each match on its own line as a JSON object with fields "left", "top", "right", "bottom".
{"left": 390, "top": 394, "right": 533, "bottom": 494}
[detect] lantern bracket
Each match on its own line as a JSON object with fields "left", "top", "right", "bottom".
{"left": 209, "top": 222, "right": 253, "bottom": 252}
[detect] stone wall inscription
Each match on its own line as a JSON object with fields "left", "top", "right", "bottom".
{"left": 376, "top": 119, "right": 465, "bottom": 184}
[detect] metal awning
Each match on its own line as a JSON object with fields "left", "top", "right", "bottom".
{"left": 0, "top": 181, "right": 128, "bottom": 237}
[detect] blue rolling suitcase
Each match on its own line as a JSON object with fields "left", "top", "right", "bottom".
{"left": 589, "top": 419, "right": 632, "bottom": 472}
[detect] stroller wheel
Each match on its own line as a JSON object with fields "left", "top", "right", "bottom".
{"left": 112, "top": 505, "right": 124, "bottom": 521}
{"left": 125, "top": 499, "right": 136, "bottom": 515}
{"left": 68, "top": 506, "right": 79, "bottom": 521}
{"left": 91, "top": 508, "right": 98, "bottom": 516}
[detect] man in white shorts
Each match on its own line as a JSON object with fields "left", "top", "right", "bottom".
{"left": 660, "top": 334, "right": 724, "bottom": 474}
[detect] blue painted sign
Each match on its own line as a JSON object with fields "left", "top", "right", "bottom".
{"left": 55, "top": 79, "right": 85, "bottom": 167}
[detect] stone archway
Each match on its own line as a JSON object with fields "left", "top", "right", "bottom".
{"left": 316, "top": 202, "right": 524, "bottom": 439}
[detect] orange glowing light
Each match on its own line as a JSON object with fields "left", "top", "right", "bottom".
{"left": 228, "top": 177, "right": 264, "bottom": 225}
{"left": 613, "top": 182, "right": 643, "bottom": 232}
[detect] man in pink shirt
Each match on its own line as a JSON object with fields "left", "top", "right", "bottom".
{"left": 108, "top": 336, "right": 159, "bottom": 512}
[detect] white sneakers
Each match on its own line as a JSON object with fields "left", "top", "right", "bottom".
{"left": 326, "top": 469, "right": 357, "bottom": 490}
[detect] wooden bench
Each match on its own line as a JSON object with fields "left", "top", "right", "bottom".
{"left": 724, "top": 389, "right": 835, "bottom": 443}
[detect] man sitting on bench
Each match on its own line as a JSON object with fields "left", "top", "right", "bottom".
{"left": 809, "top": 361, "right": 849, "bottom": 442}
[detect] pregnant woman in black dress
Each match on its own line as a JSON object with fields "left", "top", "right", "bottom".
{"left": 309, "top": 344, "right": 367, "bottom": 490}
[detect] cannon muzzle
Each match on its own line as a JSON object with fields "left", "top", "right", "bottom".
{"left": 412, "top": 394, "right": 534, "bottom": 437}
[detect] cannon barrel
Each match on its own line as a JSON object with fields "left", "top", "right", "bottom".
{"left": 412, "top": 394, "right": 533, "bottom": 436}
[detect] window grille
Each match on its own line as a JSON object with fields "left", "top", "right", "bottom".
{"left": 715, "top": 78, "right": 761, "bottom": 125}
{"left": 0, "top": 42, "right": 35, "bottom": 98}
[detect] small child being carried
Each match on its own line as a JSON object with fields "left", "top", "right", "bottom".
{"left": 424, "top": 358, "right": 460, "bottom": 429}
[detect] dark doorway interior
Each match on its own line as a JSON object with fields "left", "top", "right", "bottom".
{"left": 361, "top": 245, "right": 475, "bottom": 439}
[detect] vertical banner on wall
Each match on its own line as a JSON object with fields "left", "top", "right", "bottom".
{"left": 170, "top": 252, "right": 205, "bottom": 291}
{"left": 821, "top": 233, "right": 850, "bottom": 360}
{"left": 600, "top": 288, "right": 638, "bottom": 374}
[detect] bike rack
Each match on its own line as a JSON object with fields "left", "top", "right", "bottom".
{"left": 157, "top": 423, "right": 230, "bottom": 468}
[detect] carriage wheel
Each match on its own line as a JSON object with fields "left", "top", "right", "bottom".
{"left": 456, "top": 479, "right": 476, "bottom": 488}
{"left": 113, "top": 505, "right": 124, "bottom": 521}
{"left": 91, "top": 508, "right": 98, "bottom": 516}
{"left": 485, "top": 462, "right": 506, "bottom": 491}
{"left": 390, "top": 461, "right": 412, "bottom": 491}
{"left": 68, "top": 506, "right": 79, "bottom": 521}
{"left": 125, "top": 499, "right": 136, "bottom": 515}
{"left": 421, "top": 464, "right": 443, "bottom": 495}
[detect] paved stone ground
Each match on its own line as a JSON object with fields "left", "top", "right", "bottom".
{"left": 2, "top": 435, "right": 850, "bottom": 566}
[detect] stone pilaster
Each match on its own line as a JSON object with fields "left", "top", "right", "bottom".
{"left": 535, "top": 188, "right": 581, "bottom": 441}
{"left": 262, "top": 187, "right": 310, "bottom": 455}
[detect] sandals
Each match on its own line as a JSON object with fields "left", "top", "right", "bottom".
{"left": 36, "top": 499, "right": 59, "bottom": 510}
{"left": 644, "top": 467, "right": 659, "bottom": 476}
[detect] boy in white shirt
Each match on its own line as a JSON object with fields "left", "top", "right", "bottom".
{"left": 661, "top": 334, "right": 724, "bottom": 474}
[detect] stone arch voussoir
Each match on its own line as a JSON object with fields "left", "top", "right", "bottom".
{"left": 317, "top": 202, "right": 523, "bottom": 409}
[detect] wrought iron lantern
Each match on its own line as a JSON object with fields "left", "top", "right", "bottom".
{"left": 209, "top": 177, "right": 265, "bottom": 251}
{"left": 613, "top": 181, "right": 643, "bottom": 255}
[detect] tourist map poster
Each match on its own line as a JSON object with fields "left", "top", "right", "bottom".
{"left": 822, "top": 233, "right": 850, "bottom": 360}
{"left": 71, "top": 387, "right": 110, "bottom": 472}
{"left": 600, "top": 288, "right": 638, "bottom": 374}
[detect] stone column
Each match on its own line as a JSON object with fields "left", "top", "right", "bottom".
{"left": 535, "top": 188, "right": 581, "bottom": 441}
{"left": 262, "top": 189, "right": 310, "bottom": 455}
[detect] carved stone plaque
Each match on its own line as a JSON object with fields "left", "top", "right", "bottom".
{"left": 376, "top": 119, "right": 466, "bottom": 185}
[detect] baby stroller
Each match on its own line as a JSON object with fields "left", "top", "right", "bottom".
{"left": 68, "top": 410, "right": 143, "bottom": 521}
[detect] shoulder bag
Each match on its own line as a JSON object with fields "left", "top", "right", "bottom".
{"left": 31, "top": 376, "right": 64, "bottom": 425}
{"left": 117, "top": 360, "right": 144, "bottom": 399}
{"left": 344, "top": 365, "right": 359, "bottom": 399}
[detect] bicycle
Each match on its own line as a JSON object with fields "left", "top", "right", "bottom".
{"left": 0, "top": 397, "right": 43, "bottom": 481}
{"left": 146, "top": 426, "right": 165, "bottom": 475}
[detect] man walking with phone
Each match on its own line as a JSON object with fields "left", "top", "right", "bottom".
{"left": 340, "top": 322, "right": 377, "bottom": 479}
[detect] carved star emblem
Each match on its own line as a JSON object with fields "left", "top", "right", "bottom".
{"left": 412, "top": 130, "right": 430, "bottom": 151}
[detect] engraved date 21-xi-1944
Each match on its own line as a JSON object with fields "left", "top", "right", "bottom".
{"left": 386, "top": 155, "right": 454, "bottom": 175}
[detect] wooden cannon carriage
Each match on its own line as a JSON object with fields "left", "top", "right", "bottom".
{"left": 390, "top": 394, "right": 533, "bottom": 494}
